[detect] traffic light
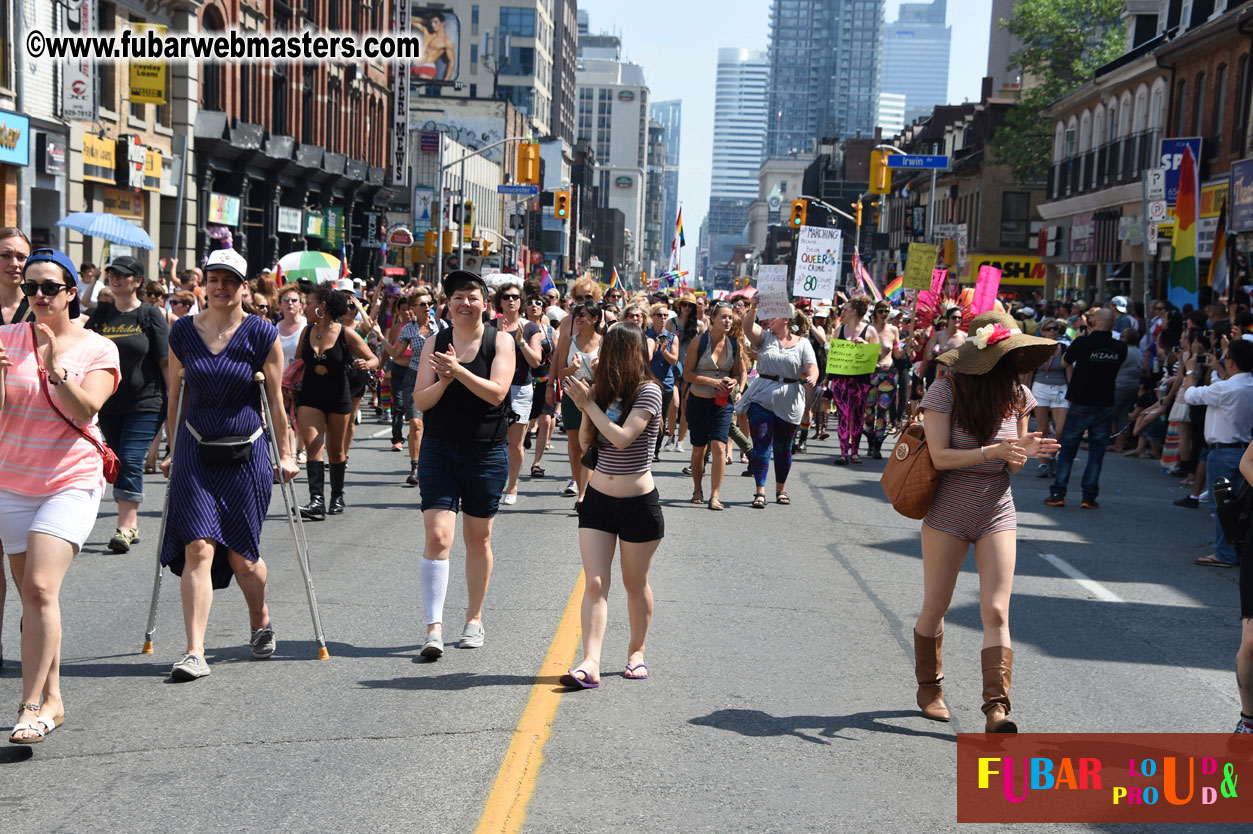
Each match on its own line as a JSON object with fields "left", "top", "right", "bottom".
{"left": 517, "top": 142, "right": 540, "bottom": 185}
{"left": 462, "top": 201, "right": 474, "bottom": 229}
{"left": 789, "top": 199, "right": 808, "bottom": 227}
{"left": 481, "top": 239, "right": 493, "bottom": 255}
{"left": 869, "top": 150, "right": 891, "bottom": 195}
{"left": 424, "top": 230, "right": 437, "bottom": 258}
{"left": 554, "top": 190, "right": 570, "bottom": 221}
{"left": 853, "top": 200, "right": 863, "bottom": 227}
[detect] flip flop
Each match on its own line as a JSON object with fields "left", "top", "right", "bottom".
{"left": 707, "top": 498, "right": 724, "bottom": 511}
{"left": 624, "top": 663, "right": 649, "bottom": 680}
{"left": 775, "top": 492, "right": 791, "bottom": 505}
{"left": 1194, "top": 555, "right": 1239, "bottom": 567}
{"left": 559, "top": 669, "right": 599, "bottom": 689}
{"left": 690, "top": 492, "right": 704, "bottom": 504}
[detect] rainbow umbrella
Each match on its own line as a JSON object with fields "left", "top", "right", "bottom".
{"left": 275, "top": 250, "right": 342, "bottom": 284}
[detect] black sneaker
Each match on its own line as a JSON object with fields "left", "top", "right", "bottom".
{"left": 1174, "top": 495, "right": 1199, "bottom": 508}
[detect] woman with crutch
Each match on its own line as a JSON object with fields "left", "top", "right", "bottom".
{"left": 158, "top": 249, "right": 299, "bottom": 682}
{"left": 2, "top": 248, "right": 120, "bottom": 743}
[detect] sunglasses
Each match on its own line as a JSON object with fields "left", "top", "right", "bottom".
{"left": 415, "top": 301, "right": 431, "bottom": 308}
{"left": 172, "top": 299, "right": 191, "bottom": 307}
{"left": 575, "top": 294, "right": 595, "bottom": 301}
{"left": 1043, "top": 326, "right": 1060, "bottom": 332}
{"left": 500, "top": 293, "right": 521, "bottom": 301}
{"left": 527, "top": 298, "right": 545, "bottom": 305}
{"left": 145, "top": 291, "right": 165, "bottom": 299}
{"left": 282, "top": 297, "right": 302, "bottom": 303}
{"left": 255, "top": 304, "right": 270, "bottom": 311}
{"left": 20, "top": 281, "right": 70, "bottom": 297}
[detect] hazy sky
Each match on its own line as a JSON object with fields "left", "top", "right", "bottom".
{"left": 579, "top": 0, "right": 994, "bottom": 274}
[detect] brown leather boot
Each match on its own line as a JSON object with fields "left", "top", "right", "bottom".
{"left": 914, "top": 629, "right": 951, "bottom": 722}
{"left": 981, "top": 646, "right": 1018, "bottom": 733}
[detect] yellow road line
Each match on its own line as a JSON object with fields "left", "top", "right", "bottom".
{"left": 473, "top": 570, "right": 584, "bottom": 834}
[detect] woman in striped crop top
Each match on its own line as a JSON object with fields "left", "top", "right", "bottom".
{"left": 560, "top": 324, "right": 664, "bottom": 689}
{"left": 911, "top": 311, "right": 1060, "bottom": 734}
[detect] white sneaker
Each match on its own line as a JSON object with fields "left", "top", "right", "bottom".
{"left": 676, "top": 439, "right": 688, "bottom": 453}
{"left": 500, "top": 492, "right": 518, "bottom": 506}
{"left": 562, "top": 480, "right": 578, "bottom": 496}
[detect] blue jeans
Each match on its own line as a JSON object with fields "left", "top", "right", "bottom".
{"left": 1050, "top": 404, "right": 1114, "bottom": 501}
{"left": 1206, "top": 445, "right": 1243, "bottom": 565}
{"left": 417, "top": 437, "right": 508, "bottom": 518}
{"left": 97, "top": 410, "right": 163, "bottom": 504}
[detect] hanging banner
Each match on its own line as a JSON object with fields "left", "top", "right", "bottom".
{"left": 82, "top": 135, "right": 117, "bottom": 184}
{"left": 903, "top": 243, "right": 939, "bottom": 290}
{"left": 1169, "top": 145, "right": 1200, "bottom": 310}
{"left": 62, "top": 0, "right": 97, "bottom": 122}
{"left": 128, "top": 23, "right": 167, "bottom": 105}
{"left": 207, "top": 192, "right": 241, "bottom": 226}
{"left": 323, "top": 207, "right": 345, "bottom": 251}
{"left": 391, "top": 0, "right": 411, "bottom": 186}
{"left": 793, "top": 226, "right": 842, "bottom": 299}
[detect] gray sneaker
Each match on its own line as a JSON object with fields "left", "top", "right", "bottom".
{"left": 459, "top": 622, "right": 485, "bottom": 649}
{"left": 170, "top": 653, "right": 210, "bottom": 681}
{"left": 420, "top": 632, "right": 444, "bottom": 659}
{"left": 250, "top": 625, "right": 276, "bottom": 659}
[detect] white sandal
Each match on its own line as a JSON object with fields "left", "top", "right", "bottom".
{"left": 9, "top": 715, "right": 55, "bottom": 745}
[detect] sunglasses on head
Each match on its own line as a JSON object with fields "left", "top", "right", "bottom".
{"left": 20, "top": 280, "right": 69, "bottom": 297}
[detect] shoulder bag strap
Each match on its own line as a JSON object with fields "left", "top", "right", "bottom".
{"left": 29, "top": 322, "right": 109, "bottom": 457}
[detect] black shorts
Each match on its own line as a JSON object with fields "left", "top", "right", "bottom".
{"left": 577, "top": 485, "right": 664, "bottom": 543}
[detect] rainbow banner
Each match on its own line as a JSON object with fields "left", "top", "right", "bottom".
{"left": 608, "top": 267, "right": 621, "bottom": 290}
{"left": 1169, "top": 145, "right": 1199, "bottom": 310}
{"left": 884, "top": 275, "right": 903, "bottom": 301}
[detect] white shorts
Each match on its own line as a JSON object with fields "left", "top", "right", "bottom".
{"left": 0, "top": 486, "right": 103, "bottom": 554}
{"left": 509, "top": 382, "right": 534, "bottom": 422}
{"left": 1031, "top": 381, "right": 1069, "bottom": 410}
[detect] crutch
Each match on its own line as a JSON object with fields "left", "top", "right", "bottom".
{"left": 141, "top": 370, "right": 186, "bottom": 654}
{"left": 256, "top": 371, "right": 330, "bottom": 660}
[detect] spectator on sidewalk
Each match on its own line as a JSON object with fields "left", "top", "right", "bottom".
{"left": 1046, "top": 309, "right": 1128, "bottom": 509}
{"left": 1181, "top": 340, "right": 1253, "bottom": 567}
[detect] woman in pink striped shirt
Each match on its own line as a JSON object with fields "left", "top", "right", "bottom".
{"left": 1, "top": 249, "right": 119, "bottom": 744}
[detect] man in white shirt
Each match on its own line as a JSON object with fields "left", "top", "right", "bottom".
{"left": 1182, "top": 340, "right": 1253, "bottom": 566}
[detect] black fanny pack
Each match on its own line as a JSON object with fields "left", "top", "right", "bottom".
{"left": 187, "top": 424, "right": 263, "bottom": 466}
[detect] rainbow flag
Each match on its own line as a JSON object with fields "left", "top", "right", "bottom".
{"left": 539, "top": 265, "right": 556, "bottom": 295}
{"left": 852, "top": 248, "right": 882, "bottom": 302}
{"left": 669, "top": 208, "right": 685, "bottom": 270}
{"left": 1169, "top": 145, "right": 1199, "bottom": 310}
{"left": 608, "top": 268, "right": 621, "bottom": 290}
{"left": 1207, "top": 199, "right": 1229, "bottom": 298}
{"left": 339, "top": 241, "right": 349, "bottom": 281}
{"left": 884, "top": 275, "right": 903, "bottom": 301}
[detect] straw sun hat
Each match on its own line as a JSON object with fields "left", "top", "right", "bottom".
{"left": 935, "top": 311, "right": 1057, "bottom": 376}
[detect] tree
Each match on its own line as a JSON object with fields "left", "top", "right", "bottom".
{"left": 988, "top": 0, "right": 1126, "bottom": 184}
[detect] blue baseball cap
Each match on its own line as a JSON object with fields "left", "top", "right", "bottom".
{"left": 24, "top": 247, "right": 81, "bottom": 318}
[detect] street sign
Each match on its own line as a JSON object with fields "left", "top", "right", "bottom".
{"left": 1147, "top": 221, "right": 1159, "bottom": 255}
{"left": 498, "top": 184, "right": 539, "bottom": 195}
{"left": 1147, "top": 200, "right": 1168, "bottom": 223}
{"left": 885, "top": 154, "right": 950, "bottom": 170}
{"left": 1145, "top": 168, "right": 1166, "bottom": 202}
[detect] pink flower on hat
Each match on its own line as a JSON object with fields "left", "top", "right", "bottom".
{"left": 971, "top": 322, "right": 1019, "bottom": 350}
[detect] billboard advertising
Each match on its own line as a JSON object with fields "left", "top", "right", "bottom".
{"left": 410, "top": 6, "right": 459, "bottom": 85}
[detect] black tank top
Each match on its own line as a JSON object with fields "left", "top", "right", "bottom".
{"left": 424, "top": 325, "right": 509, "bottom": 444}
{"left": 300, "top": 325, "right": 352, "bottom": 406}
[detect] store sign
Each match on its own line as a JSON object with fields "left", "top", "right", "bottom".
{"left": 966, "top": 253, "right": 1045, "bottom": 286}
{"left": 276, "top": 207, "right": 303, "bottom": 235}
{"left": 618, "top": 90, "right": 635, "bottom": 101}
{"left": 0, "top": 110, "right": 30, "bottom": 167}
{"left": 360, "top": 212, "right": 382, "bottom": 249}
{"left": 323, "top": 207, "right": 345, "bottom": 251}
{"left": 207, "top": 192, "right": 241, "bottom": 226}
{"left": 103, "top": 187, "right": 144, "bottom": 220}
{"left": 1070, "top": 213, "right": 1096, "bottom": 263}
{"left": 305, "top": 212, "right": 325, "bottom": 238}
{"left": 391, "top": 0, "right": 411, "bottom": 187}
{"left": 128, "top": 23, "right": 167, "bottom": 105}
{"left": 62, "top": 0, "right": 97, "bottom": 122}
{"left": 1232, "top": 159, "right": 1253, "bottom": 233}
{"left": 615, "top": 176, "right": 633, "bottom": 188}
{"left": 387, "top": 225, "right": 416, "bottom": 247}
{"left": 1160, "top": 137, "right": 1202, "bottom": 207}
{"left": 82, "top": 135, "right": 117, "bottom": 184}
{"left": 142, "top": 149, "right": 163, "bottom": 192}
{"left": 40, "top": 136, "right": 67, "bottom": 175}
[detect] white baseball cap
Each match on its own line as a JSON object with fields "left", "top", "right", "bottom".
{"left": 204, "top": 248, "right": 248, "bottom": 281}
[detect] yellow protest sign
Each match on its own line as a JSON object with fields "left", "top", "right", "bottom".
{"left": 826, "top": 340, "right": 880, "bottom": 376}
{"left": 903, "top": 243, "right": 938, "bottom": 290}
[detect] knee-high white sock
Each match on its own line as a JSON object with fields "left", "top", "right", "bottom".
{"left": 420, "top": 557, "right": 450, "bottom": 627}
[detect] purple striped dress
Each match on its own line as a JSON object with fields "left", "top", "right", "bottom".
{"left": 161, "top": 315, "right": 278, "bottom": 588}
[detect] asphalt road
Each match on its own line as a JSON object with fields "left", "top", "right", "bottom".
{"left": 0, "top": 417, "right": 1242, "bottom": 834}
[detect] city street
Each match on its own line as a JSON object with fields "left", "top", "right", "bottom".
{"left": 0, "top": 423, "right": 1240, "bottom": 834}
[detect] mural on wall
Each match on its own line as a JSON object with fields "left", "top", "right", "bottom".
{"left": 416, "top": 118, "right": 508, "bottom": 163}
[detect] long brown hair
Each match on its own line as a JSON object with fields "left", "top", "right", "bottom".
{"left": 950, "top": 353, "right": 1027, "bottom": 444}
{"left": 593, "top": 323, "right": 653, "bottom": 436}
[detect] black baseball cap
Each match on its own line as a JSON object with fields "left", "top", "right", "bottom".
{"left": 442, "top": 269, "right": 487, "bottom": 298}
{"left": 106, "top": 255, "right": 145, "bottom": 278}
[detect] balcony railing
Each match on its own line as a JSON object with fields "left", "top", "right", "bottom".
{"left": 1047, "top": 129, "right": 1162, "bottom": 201}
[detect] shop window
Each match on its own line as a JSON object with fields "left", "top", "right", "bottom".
{"left": 999, "top": 191, "right": 1031, "bottom": 249}
{"left": 1193, "top": 72, "right": 1206, "bottom": 135}
{"left": 0, "top": 2, "right": 10, "bottom": 89}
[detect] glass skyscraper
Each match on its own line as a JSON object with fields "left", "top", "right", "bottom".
{"left": 880, "top": 0, "right": 951, "bottom": 126}
{"left": 766, "top": 0, "right": 884, "bottom": 157}
{"left": 650, "top": 100, "right": 682, "bottom": 258}
{"left": 707, "top": 48, "right": 769, "bottom": 269}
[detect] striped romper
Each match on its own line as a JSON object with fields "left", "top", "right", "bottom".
{"left": 920, "top": 377, "right": 1037, "bottom": 543}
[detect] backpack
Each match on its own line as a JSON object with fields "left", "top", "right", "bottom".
{"left": 433, "top": 322, "right": 498, "bottom": 370}
{"left": 697, "top": 330, "right": 739, "bottom": 369}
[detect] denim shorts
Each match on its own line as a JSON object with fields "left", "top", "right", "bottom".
{"left": 97, "top": 410, "right": 163, "bottom": 504}
{"left": 685, "top": 394, "right": 733, "bottom": 447}
{"left": 418, "top": 437, "right": 508, "bottom": 518}
{"left": 577, "top": 485, "right": 664, "bottom": 543}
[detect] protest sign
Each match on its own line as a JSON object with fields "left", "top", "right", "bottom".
{"left": 826, "top": 340, "right": 881, "bottom": 375}
{"left": 794, "top": 226, "right": 842, "bottom": 299}
{"left": 903, "top": 243, "right": 939, "bottom": 290}
{"left": 756, "top": 265, "right": 792, "bottom": 319}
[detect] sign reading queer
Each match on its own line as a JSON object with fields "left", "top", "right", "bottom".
{"left": 756, "top": 265, "right": 792, "bottom": 319}
{"left": 794, "top": 226, "right": 842, "bottom": 299}
{"left": 826, "top": 340, "right": 880, "bottom": 376}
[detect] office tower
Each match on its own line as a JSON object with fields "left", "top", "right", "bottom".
{"left": 707, "top": 48, "right": 768, "bottom": 268}
{"left": 650, "top": 99, "right": 682, "bottom": 259}
{"left": 877, "top": 91, "right": 906, "bottom": 136}
{"left": 766, "top": 0, "right": 884, "bottom": 157}
{"left": 880, "top": 0, "right": 952, "bottom": 124}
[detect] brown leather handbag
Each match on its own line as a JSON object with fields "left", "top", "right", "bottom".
{"left": 879, "top": 416, "right": 939, "bottom": 519}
